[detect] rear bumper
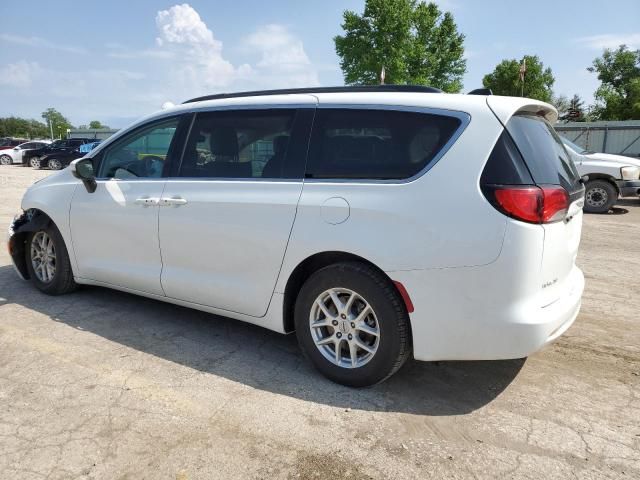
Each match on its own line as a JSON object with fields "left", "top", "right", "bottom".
{"left": 616, "top": 179, "right": 640, "bottom": 197}
{"left": 389, "top": 261, "right": 584, "bottom": 362}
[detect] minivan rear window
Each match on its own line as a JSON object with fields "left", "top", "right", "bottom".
{"left": 506, "top": 114, "right": 581, "bottom": 192}
{"left": 306, "top": 109, "right": 461, "bottom": 180}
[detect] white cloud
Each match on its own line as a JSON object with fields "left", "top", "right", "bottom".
{"left": 0, "top": 61, "right": 41, "bottom": 88}
{"left": 0, "top": 33, "right": 86, "bottom": 54}
{"left": 242, "top": 24, "right": 319, "bottom": 87}
{"left": 154, "top": 3, "right": 244, "bottom": 94}
{"left": 244, "top": 24, "right": 311, "bottom": 68}
{"left": 575, "top": 33, "right": 640, "bottom": 50}
{"left": 152, "top": 4, "right": 318, "bottom": 97}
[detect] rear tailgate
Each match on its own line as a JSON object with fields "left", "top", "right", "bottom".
{"left": 503, "top": 113, "right": 585, "bottom": 306}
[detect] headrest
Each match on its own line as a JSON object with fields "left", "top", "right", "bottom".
{"left": 209, "top": 127, "right": 238, "bottom": 157}
{"left": 273, "top": 135, "right": 289, "bottom": 155}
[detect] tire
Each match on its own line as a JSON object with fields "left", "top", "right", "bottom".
{"left": 30, "top": 156, "right": 42, "bottom": 169}
{"left": 584, "top": 179, "right": 617, "bottom": 213}
{"left": 294, "top": 262, "right": 411, "bottom": 387}
{"left": 0, "top": 154, "right": 12, "bottom": 166}
{"left": 25, "top": 223, "right": 77, "bottom": 295}
{"left": 47, "top": 158, "right": 63, "bottom": 170}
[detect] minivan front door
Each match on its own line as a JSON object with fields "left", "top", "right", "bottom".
{"left": 158, "top": 107, "right": 314, "bottom": 317}
{"left": 70, "top": 116, "right": 183, "bottom": 295}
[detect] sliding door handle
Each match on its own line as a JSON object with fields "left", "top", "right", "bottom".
{"left": 160, "top": 196, "right": 188, "bottom": 206}
{"left": 134, "top": 197, "right": 160, "bottom": 206}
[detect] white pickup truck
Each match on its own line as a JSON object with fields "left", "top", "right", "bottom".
{"left": 561, "top": 137, "right": 640, "bottom": 213}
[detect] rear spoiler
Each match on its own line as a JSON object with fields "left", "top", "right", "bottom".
{"left": 486, "top": 96, "right": 558, "bottom": 124}
{"left": 468, "top": 88, "right": 493, "bottom": 95}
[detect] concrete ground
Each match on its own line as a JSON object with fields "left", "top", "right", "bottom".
{"left": 0, "top": 165, "right": 638, "bottom": 480}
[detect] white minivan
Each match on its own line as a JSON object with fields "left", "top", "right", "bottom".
{"left": 8, "top": 86, "right": 585, "bottom": 386}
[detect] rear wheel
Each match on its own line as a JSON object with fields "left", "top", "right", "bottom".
{"left": 47, "top": 158, "right": 63, "bottom": 170}
{"left": 294, "top": 262, "right": 411, "bottom": 387}
{"left": 30, "top": 156, "right": 42, "bottom": 169}
{"left": 584, "top": 179, "right": 617, "bottom": 213}
{"left": 25, "top": 224, "right": 77, "bottom": 295}
{"left": 0, "top": 154, "right": 11, "bottom": 165}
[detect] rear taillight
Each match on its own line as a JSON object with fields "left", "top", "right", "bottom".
{"left": 485, "top": 185, "right": 568, "bottom": 224}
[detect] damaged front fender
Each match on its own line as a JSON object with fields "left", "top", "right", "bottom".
{"left": 7, "top": 209, "right": 51, "bottom": 280}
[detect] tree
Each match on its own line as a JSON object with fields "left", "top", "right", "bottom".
{"left": 551, "top": 94, "right": 570, "bottom": 120}
{"left": 554, "top": 94, "right": 587, "bottom": 122}
{"left": 0, "top": 117, "right": 50, "bottom": 139}
{"left": 334, "top": 0, "right": 466, "bottom": 92}
{"left": 89, "top": 120, "right": 109, "bottom": 129}
{"left": 567, "top": 94, "right": 586, "bottom": 121}
{"left": 482, "top": 55, "right": 554, "bottom": 102}
{"left": 41, "top": 108, "right": 73, "bottom": 139}
{"left": 588, "top": 45, "right": 640, "bottom": 120}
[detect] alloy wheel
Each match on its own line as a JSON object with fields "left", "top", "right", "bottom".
{"left": 0, "top": 155, "right": 11, "bottom": 165}
{"left": 48, "top": 158, "right": 62, "bottom": 170}
{"left": 309, "top": 287, "right": 380, "bottom": 369}
{"left": 30, "top": 231, "right": 56, "bottom": 283}
{"left": 30, "top": 157, "right": 41, "bottom": 168}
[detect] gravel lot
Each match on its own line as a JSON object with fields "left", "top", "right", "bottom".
{"left": 1, "top": 165, "right": 639, "bottom": 479}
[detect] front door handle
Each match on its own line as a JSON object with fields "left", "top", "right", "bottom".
{"left": 160, "top": 196, "right": 188, "bottom": 206}
{"left": 134, "top": 196, "right": 160, "bottom": 206}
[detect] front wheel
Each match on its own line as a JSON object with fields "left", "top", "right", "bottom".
{"left": 25, "top": 224, "right": 77, "bottom": 295}
{"left": 584, "top": 179, "right": 617, "bottom": 213}
{"left": 30, "top": 156, "right": 42, "bottom": 169}
{"left": 295, "top": 262, "right": 411, "bottom": 387}
{"left": 47, "top": 158, "right": 63, "bottom": 170}
{"left": 0, "top": 154, "right": 12, "bottom": 165}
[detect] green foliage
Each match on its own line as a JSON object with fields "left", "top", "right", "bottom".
{"left": 89, "top": 120, "right": 109, "bottom": 129}
{"left": 588, "top": 45, "right": 640, "bottom": 120}
{"left": 334, "top": 0, "right": 466, "bottom": 92}
{"left": 568, "top": 94, "right": 587, "bottom": 122}
{"left": 482, "top": 55, "right": 554, "bottom": 102}
{"left": 41, "top": 108, "right": 74, "bottom": 139}
{"left": 0, "top": 117, "right": 50, "bottom": 139}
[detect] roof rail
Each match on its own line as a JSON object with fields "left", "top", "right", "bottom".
{"left": 183, "top": 85, "right": 443, "bottom": 104}
{"left": 467, "top": 88, "right": 493, "bottom": 95}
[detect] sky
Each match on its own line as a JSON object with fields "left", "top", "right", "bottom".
{"left": 0, "top": 0, "right": 639, "bottom": 128}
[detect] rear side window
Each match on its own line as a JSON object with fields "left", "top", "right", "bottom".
{"left": 506, "top": 114, "right": 581, "bottom": 192}
{"left": 306, "top": 109, "right": 461, "bottom": 180}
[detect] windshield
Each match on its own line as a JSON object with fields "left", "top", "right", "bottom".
{"left": 561, "top": 137, "right": 591, "bottom": 155}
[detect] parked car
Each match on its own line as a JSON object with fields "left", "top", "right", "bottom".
{"left": 40, "top": 141, "right": 102, "bottom": 170}
{"left": 0, "top": 137, "right": 27, "bottom": 151}
{"left": 8, "top": 86, "right": 585, "bottom": 386}
{"left": 22, "top": 138, "right": 95, "bottom": 169}
{"left": 0, "top": 140, "right": 51, "bottom": 166}
{"left": 561, "top": 137, "right": 640, "bottom": 213}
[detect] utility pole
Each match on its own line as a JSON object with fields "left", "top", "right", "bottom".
{"left": 48, "top": 114, "right": 53, "bottom": 140}
{"left": 518, "top": 58, "right": 527, "bottom": 97}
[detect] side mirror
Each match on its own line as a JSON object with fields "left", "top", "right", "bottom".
{"left": 71, "top": 158, "right": 97, "bottom": 193}
{"left": 13, "top": 147, "right": 20, "bottom": 151}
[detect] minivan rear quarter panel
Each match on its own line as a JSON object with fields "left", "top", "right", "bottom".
{"left": 276, "top": 101, "right": 509, "bottom": 296}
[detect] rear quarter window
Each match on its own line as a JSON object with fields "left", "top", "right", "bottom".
{"left": 506, "top": 114, "right": 581, "bottom": 192}
{"left": 306, "top": 109, "right": 462, "bottom": 180}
